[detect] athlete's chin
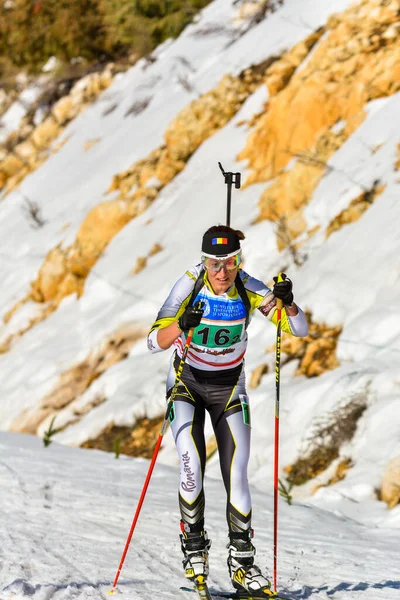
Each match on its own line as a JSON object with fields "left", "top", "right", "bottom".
{"left": 209, "top": 272, "right": 236, "bottom": 294}
{"left": 214, "top": 282, "right": 231, "bottom": 294}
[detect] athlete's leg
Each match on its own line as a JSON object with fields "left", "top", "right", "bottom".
{"left": 206, "top": 372, "right": 272, "bottom": 593}
{"left": 206, "top": 371, "right": 252, "bottom": 533}
{"left": 166, "top": 361, "right": 206, "bottom": 531}
{"left": 166, "top": 360, "right": 210, "bottom": 580}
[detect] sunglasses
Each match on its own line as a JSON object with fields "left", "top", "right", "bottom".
{"left": 201, "top": 253, "right": 242, "bottom": 272}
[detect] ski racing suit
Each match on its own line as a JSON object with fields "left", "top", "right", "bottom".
{"left": 147, "top": 264, "right": 308, "bottom": 535}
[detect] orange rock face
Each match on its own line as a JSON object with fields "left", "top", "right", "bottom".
{"left": 280, "top": 312, "right": 342, "bottom": 377}
{"left": 381, "top": 456, "right": 400, "bottom": 508}
{"left": 108, "top": 66, "right": 274, "bottom": 202}
{"left": 239, "top": 0, "right": 400, "bottom": 242}
{"left": 326, "top": 183, "right": 386, "bottom": 238}
{"left": 29, "top": 199, "right": 137, "bottom": 308}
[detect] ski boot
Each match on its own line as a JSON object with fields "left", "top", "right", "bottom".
{"left": 180, "top": 527, "right": 211, "bottom": 582}
{"left": 227, "top": 530, "right": 273, "bottom": 597}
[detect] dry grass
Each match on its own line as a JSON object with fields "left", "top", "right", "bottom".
{"left": 326, "top": 180, "right": 385, "bottom": 238}
{"left": 82, "top": 415, "right": 165, "bottom": 458}
{"left": 313, "top": 457, "right": 353, "bottom": 492}
{"left": 285, "top": 392, "right": 368, "bottom": 486}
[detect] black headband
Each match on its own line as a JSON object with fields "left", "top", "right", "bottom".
{"left": 201, "top": 229, "right": 241, "bottom": 257}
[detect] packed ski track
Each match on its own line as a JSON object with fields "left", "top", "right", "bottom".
{"left": 0, "top": 434, "right": 399, "bottom": 600}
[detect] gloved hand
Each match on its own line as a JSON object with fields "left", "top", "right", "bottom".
{"left": 178, "top": 303, "right": 204, "bottom": 332}
{"left": 273, "top": 273, "right": 294, "bottom": 306}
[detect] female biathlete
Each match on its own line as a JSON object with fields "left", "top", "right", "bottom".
{"left": 147, "top": 225, "right": 308, "bottom": 597}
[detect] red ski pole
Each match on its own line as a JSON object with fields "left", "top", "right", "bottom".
{"left": 273, "top": 274, "right": 284, "bottom": 593}
{"left": 110, "top": 327, "right": 195, "bottom": 592}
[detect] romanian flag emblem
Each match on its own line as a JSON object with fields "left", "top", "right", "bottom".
{"left": 212, "top": 237, "right": 228, "bottom": 245}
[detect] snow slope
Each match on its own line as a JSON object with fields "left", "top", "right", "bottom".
{"left": 0, "top": 433, "right": 399, "bottom": 600}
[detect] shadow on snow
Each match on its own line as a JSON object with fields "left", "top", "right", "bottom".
{"left": 1, "top": 577, "right": 140, "bottom": 596}
{"left": 281, "top": 580, "right": 400, "bottom": 598}
{"left": 3, "top": 578, "right": 400, "bottom": 598}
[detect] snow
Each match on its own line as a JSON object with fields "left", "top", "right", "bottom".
{"left": 0, "top": 85, "right": 45, "bottom": 143}
{"left": 1, "top": 0, "right": 400, "bottom": 597}
{"left": 42, "top": 56, "right": 60, "bottom": 73}
{"left": 1, "top": 433, "right": 399, "bottom": 600}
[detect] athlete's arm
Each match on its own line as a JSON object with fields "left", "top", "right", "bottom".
{"left": 284, "top": 303, "right": 298, "bottom": 316}
{"left": 243, "top": 271, "right": 308, "bottom": 337}
{"left": 147, "top": 267, "right": 201, "bottom": 353}
{"left": 155, "top": 301, "right": 204, "bottom": 349}
{"left": 157, "top": 321, "right": 182, "bottom": 349}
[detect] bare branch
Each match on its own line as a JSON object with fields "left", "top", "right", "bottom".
{"left": 124, "top": 97, "right": 151, "bottom": 118}
{"left": 21, "top": 194, "right": 46, "bottom": 229}
{"left": 176, "top": 73, "right": 197, "bottom": 94}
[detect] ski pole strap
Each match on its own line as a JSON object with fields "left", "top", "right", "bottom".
{"left": 235, "top": 273, "right": 250, "bottom": 330}
{"left": 188, "top": 269, "right": 206, "bottom": 307}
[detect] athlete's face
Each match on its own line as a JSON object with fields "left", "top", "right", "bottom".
{"left": 207, "top": 264, "right": 238, "bottom": 295}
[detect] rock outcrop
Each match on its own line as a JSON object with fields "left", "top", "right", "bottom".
{"left": 9, "top": 323, "right": 146, "bottom": 434}
{"left": 249, "top": 363, "right": 269, "bottom": 389}
{"left": 326, "top": 181, "right": 386, "bottom": 238}
{"left": 107, "top": 30, "right": 322, "bottom": 205}
{"left": 381, "top": 456, "right": 400, "bottom": 508}
{"left": 279, "top": 312, "right": 342, "bottom": 377}
{"left": 0, "top": 67, "right": 114, "bottom": 194}
{"left": 82, "top": 416, "right": 165, "bottom": 459}
{"left": 239, "top": 0, "right": 400, "bottom": 246}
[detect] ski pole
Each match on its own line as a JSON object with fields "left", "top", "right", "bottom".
{"left": 218, "top": 162, "right": 241, "bottom": 227}
{"left": 110, "top": 326, "right": 195, "bottom": 592}
{"left": 273, "top": 273, "right": 284, "bottom": 593}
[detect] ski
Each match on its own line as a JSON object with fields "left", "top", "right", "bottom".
{"left": 180, "top": 585, "right": 289, "bottom": 599}
{"left": 191, "top": 575, "right": 213, "bottom": 599}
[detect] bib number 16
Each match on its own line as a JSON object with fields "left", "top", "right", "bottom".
{"left": 192, "top": 324, "right": 242, "bottom": 348}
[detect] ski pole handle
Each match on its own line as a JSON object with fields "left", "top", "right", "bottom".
{"left": 275, "top": 271, "right": 284, "bottom": 311}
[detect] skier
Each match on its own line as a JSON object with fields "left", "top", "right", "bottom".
{"left": 147, "top": 225, "right": 308, "bottom": 597}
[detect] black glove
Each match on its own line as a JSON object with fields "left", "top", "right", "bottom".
{"left": 273, "top": 273, "right": 294, "bottom": 305}
{"left": 178, "top": 303, "right": 204, "bottom": 332}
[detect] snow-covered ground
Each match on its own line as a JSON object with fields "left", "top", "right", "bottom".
{"left": 1, "top": 0, "right": 400, "bottom": 596}
{"left": 1, "top": 433, "right": 399, "bottom": 600}
{"left": 0, "top": 82, "right": 46, "bottom": 144}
